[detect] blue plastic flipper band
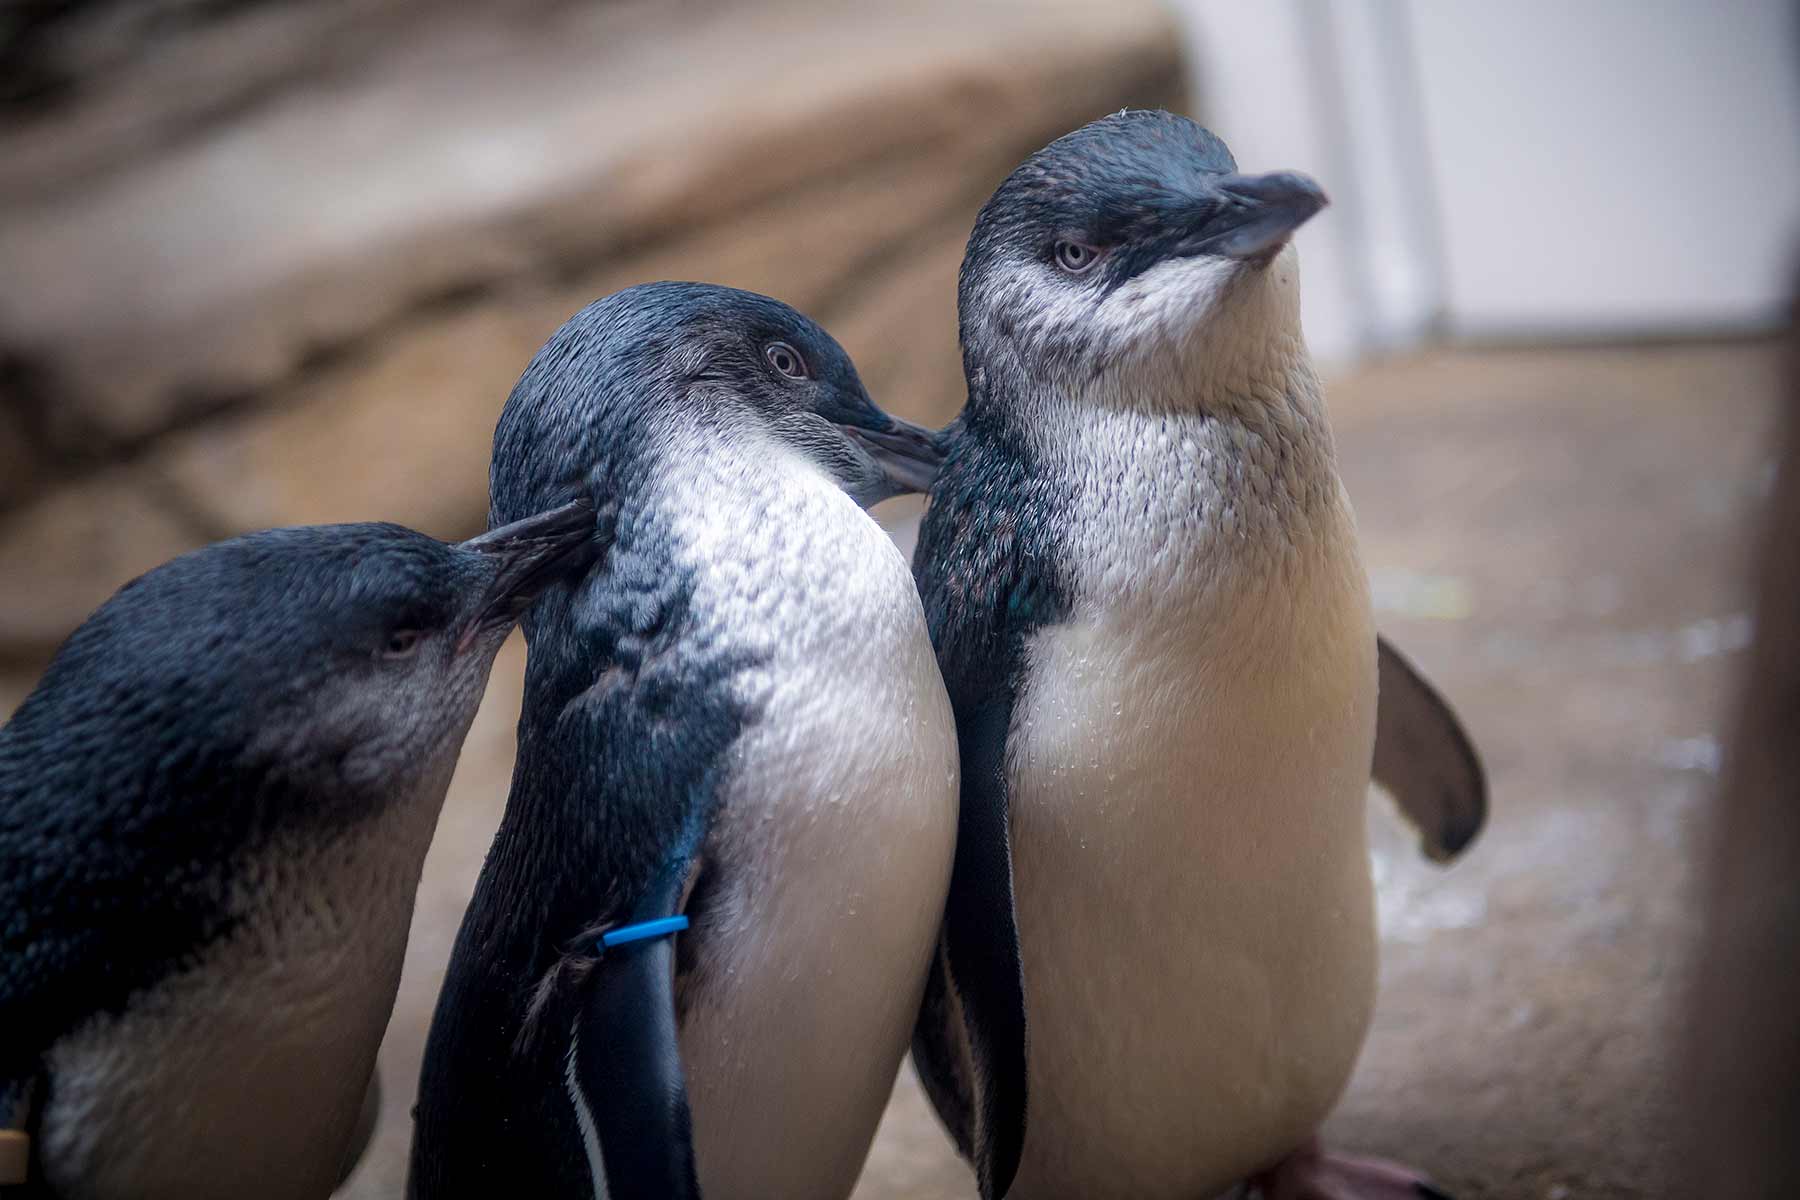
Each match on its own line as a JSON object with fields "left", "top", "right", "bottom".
{"left": 599, "top": 915, "right": 689, "bottom": 950}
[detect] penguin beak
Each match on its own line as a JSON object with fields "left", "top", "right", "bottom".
{"left": 456, "top": 497, "right": 601, "bottom": 650}
{"left": 1183, "top": 170, "right": 1329, "bottom": 263}
{"left": 841, "top": 416, "right": 945, "bottom": 496}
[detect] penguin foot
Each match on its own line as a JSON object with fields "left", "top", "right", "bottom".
{"left": 1249, "top": 1137, "right": 1454, "bottom": 1200}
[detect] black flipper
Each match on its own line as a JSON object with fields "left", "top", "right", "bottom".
{"left": 572, "top": 862, "right": 701, "bottom": 1199}
{"left": 914, "top": 693, "right": 1029, "bottom": 1199}
{"left": 1373, "top": 635, "right": 1488, "bottom": 861}
{"left": 909, "top": 408, "right": 1068, "bottom": 1199}
{"left": 410, "top": 530, "right": 749, "bottom": 1199}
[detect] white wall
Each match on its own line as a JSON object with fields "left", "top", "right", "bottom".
{"left": 1407, "top": 0, "right": 1800, "bottom": 338}
{"left": 1172, "top": 0, "right": 1800, "bottom": 361}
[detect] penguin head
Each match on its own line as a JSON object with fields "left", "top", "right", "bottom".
{"left": 10, "top": 505, "right": 594, "bottom": 806}
{"left": 958, "top": 110, "right": 1327, "bottom": 399}
{"left": 490, "top": 282, "right": 942, "bottom": 527}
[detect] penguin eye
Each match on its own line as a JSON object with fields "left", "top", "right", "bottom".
{"left": 765, "top": 342, "right": 810, "bottom": 380}
{"left": 379, "top": 630, "right": 425, "bottom": 660}
{"left": 1053, "top": 239, "right": 1103, "bottom": 273}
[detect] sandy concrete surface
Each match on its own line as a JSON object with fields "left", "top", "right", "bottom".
{"left": 2, "top": 341, "right": 1775, "bottom": 1199}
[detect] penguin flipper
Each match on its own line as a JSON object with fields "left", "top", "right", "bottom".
{"left": 569, "top": 862, "right": 701, "bottom": 1200}
{"left": 910, "top": 416, "right": 1069, "bottom": 1197}
{"left": 1373, "top": 635, "right": 1488, "bottom": 862}
{"left": 911, "top": 694, "right": 1028, "bottom": 1200}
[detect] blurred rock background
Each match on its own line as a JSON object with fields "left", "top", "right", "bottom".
{"left": 0, "top": 0, "right": 1184, "bottom": 652}
{"left": 3, "top": 4, "right": 1797, "bottom": 1199}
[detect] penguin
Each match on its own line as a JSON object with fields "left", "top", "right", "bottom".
{"left": 408, "top": 282, "right": 958, "bottom": 1200}
{"left": 909, "top": 110, "right": 1479, "bottom": 1200}
{"left": 0, "top": 500, "right": 599, "bottom": 1200}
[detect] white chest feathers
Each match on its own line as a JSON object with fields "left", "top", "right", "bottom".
{"left": 652, "top": 454, "right": 959, "bottom": 1200}
{"left": 1007, "top": 396, "right": 1380, "bottom": 1200}
{"left": 39, "top": 784, "right": 447, "bottom": 1200}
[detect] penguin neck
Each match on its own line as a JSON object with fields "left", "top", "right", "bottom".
{"left": 980, "top": 247, "right": 1336, "bottom": 468}
{"left": 978, "top": 263, "right": 1350, "bottom": 613}
{"left": 1018, "top": 351, "right": 1337, "bottom": 538}
{"left": 1099, "top": 250, "right": 1327, "bottom": 431}
{"left": 1171, "top": 249, "right": 1324, "bottom": 423}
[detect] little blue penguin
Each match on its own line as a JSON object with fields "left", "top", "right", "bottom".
{"left": 0, "top": 501, "right": 599, "bottom": 1200}
{"left": 909, "top": 110, "right": 1481, "bottom": 1200}
{"left": 408, "top": 282, "right": 959, "bottom": 1200}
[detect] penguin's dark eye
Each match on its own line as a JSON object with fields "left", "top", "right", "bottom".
{"left": 380, "top": 630, "right": 424, "bottom": 660}
{"left": 765, "top": 342, "right": 809, "bottom": 380}
{"left": 1053, "top": 239, "right": 1102, "bottom": 274}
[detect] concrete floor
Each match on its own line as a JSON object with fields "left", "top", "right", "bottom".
{"left": 3, "top": 341, "right": 1778, "bottom": 1198}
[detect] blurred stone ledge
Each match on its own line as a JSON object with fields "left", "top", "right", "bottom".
{"left": 0, "top": 0, "right": 1183, "bottom": 653}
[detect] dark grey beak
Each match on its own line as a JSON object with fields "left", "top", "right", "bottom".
{"left": 842, "top": 416, "right": 945, "bottom": 497}
{"left": 1189, "top": 170, "right": 1329, "bottom": 262}
{"left": 456, "top": 496, "right": 600, "bottom": 648}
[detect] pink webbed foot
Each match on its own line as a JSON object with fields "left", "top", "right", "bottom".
{"left": 1247, "top": 1137, "right": 1455, "bottom": 1200}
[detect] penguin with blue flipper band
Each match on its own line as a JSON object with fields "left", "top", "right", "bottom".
{"left": 410, "top": 282, "right": 959, "bottom": 1200}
